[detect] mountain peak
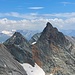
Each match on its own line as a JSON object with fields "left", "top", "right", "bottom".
{"left": 46, "top": 22, "right": 53, "bottom": 28}
{"left": 13, "top": 32, "right": 22, "bottom": 36}
{"left": 4, "top": 32, "right": 27, "bottom": 45}
{"left": 43, "top": 22, "right": 53, "bottom": 33}
{"left": 38, "top": 22, "right": 68, "bottom": 46}
{"left": 12, "top": 32, "right": 25, "bottom": 39}
{"left": 42, "top": 22, "right": 57, "bottom": 35}
{"left": 4, "top": 32, "right": 35, "bottom": 66}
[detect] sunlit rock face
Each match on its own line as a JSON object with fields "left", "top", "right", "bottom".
{"left": 0, "top": 44, "right": 27, "bottom": 75}
{"left": 31, "top": 22, "right": 75, "bottom": 75}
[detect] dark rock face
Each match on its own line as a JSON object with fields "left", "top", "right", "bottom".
{"left": 29, "top": 33, "right": 41, "bottom": 45}
{"left": 38, "top": 22, "right": 68, "bottom": 46}
{"left": 31, "top": 22, "right": 75, "bottom": 75}
{"left": 0, "top": 44, "right": 27, "bottom": 75}
{"left": 4, "top": 32, "right": 34, "bottom": 66}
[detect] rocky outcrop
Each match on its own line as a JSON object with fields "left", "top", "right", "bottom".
{"left": 0, "top": 44, "right": 27, "bottom": 75}
{"left": 31, "top": 22, "right": 75, "bottom": 75}
{"left": 38, "top": 22, "right": 68, "bottom": 46}
{"left": 4, "top": 32, "right": 34, "bottom": 66}
{"left": 29, "top": 33, "right": 41, "bottom": 45}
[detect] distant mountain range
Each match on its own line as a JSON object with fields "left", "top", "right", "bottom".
{"left": 0, "top": 33, "right": 10, "bottom": 43}
{"left": 61, "top": 30, "right": 75, "bottom": 36}
{"left": 0, "top": 29, "right": 75, "bottom": 43}
{"left": 0, "top": 30, "right": 40, "bottom": 43}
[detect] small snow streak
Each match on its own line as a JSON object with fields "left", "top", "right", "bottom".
{"left": 50, "top": 73, "right": 53, "bottom": 75}
{"left": 32, "top": 42, "right": 36, "bottom": 45}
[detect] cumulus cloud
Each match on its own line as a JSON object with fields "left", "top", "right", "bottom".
{"left": 0, "top": 18, "right": 46, "bottom": 31}
{"left": 0, "top": 17, "right": 75, "bottom": 32}
{"left": 0, "top": 12, "right": 75, "bottom": 32}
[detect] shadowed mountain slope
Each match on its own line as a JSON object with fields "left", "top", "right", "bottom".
{"left": 4, "top": 32, "right": 34, "bottom": 66}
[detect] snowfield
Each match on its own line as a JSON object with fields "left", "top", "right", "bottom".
{"left": 20, "top": 63, "right": 45, "bottom": 75}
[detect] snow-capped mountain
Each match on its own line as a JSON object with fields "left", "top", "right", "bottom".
{"left": 17, "top": 30, "right": 40, "bottom": 40}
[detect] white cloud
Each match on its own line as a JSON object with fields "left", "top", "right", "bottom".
{"left": 28, "top": 7, "right": 44, "bottom": 10}
{"left": 1, "top": 30, "right": 12, "bottom": 36}
{"left": 0, "top": 12, "right": 75, "bottom": 31}
{"left": 1, "top": 12, "right": 75, "bottom": 19}
{"left": 61, "top": 2, "right": 75, "bottom": 6}
{"left": 0, "top": 17, "right": 75, "bottom": 32}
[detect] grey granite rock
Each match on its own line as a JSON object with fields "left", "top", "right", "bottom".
{"left": 29, "top": 33, "right": 41, "bottom": 45}
{"left": 32, "top": 22, "right": 75, "bottom": 75}
{"left": 4, "top": 32, "right": 34, "bottom": 66}
{"left": 0, "top": 44, "right": 27, "bottom": 75}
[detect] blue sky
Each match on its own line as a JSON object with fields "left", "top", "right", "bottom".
{"left": 0, "top": 0, "right": 75, "bottom": 32}
{"left": 0, "top": 0, "right": 75, "bottom": 14}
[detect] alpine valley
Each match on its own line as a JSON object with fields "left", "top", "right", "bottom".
{"left": 0, "top": 22, "right": 75, "bottom": 75}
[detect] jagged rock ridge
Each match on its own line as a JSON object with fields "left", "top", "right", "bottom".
{"left": 0, "top": 44, "right": 27, "bottom": 75}
{"left": 38, "top": 22, "right": 68, "bottom": 46}
{"left": 31, "top": 22, "right": 75, "bottom": 75}
{"left": 4, "top": 32, "right": 34, "bottom": 66}
{"left": 1, "top": 22, "right": 75, "bottom": 75}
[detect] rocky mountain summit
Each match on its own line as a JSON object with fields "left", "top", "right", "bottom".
{"left": 4, "top": 32, "right": 34, "bottom": 66}
{"left": 38, "top": 22, "right": 69, "bottom": 46}
{"left": 0, "top": 22, "right": 75, "bottom": 75}
{"left": 32, "top": 22, "right": 75, "bottom": 75}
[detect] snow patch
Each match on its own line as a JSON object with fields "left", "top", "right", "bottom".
{"left": 4, "top": 64, "right": 6, "bottom": 67}
{"left": 13, "top": 35, "right": 16, "bottom": 39}
{"left": 32, "top": 42, "right": 36, "bottom": 45}
{"left": 20, "top": 63, "right": 45, "bottom": 75}
{"left": 50, "top": 73, "right": 53, "bottom": 75}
